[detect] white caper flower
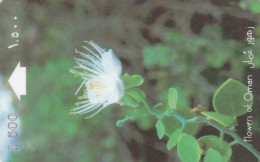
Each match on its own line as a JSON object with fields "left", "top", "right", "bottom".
{"left": 71, "top": 41, "right": 124, "bottom": 118}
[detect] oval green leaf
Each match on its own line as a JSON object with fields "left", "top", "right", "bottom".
{"left": 177, "top": 134, "right": 201, "bottom": 162}
{"left": 199, "top": 135, "right": 232, "bottom": 162}
{"left": 204, "top": 148, "right": 223, "bottom": 162}
{"left": 156, "top": 119, "right": 165, "bottom": 139}
{"left": 168, "top": 88, "right": 178, "bottom": 109}
{"left": 119, "top": 94, "right": 138, "bottom": 107}
{"left": 125, "top": 88, "right": 146, "bottom": 103}
{"left": 121, "top": 74, "right": 144, "bottom": 89}
{"left": 162, "top": 116, "right": 182, "bottom": 136}
{"left": 213, "top": 79, "right": 253, "bottom": 117}
{"left": 167, "top": 128, "right": 182, "bottom": 150}
{"left": 201, "top": 111, "right": 237, "bottom": 127}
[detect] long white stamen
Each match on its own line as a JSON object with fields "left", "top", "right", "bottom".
{"left": 74, "top": 58, "right": 104, "bottom": 74}
{"left": 84, "top": 105, "right": 106, "bottom": 119}
{"left": 81, "top": 45, "right": 101, "bottom": 59}
{"left": 70, "top": 69, "right": 91, "bottom": 77}
{"left": 75, "top": 49, "right": 101, "bottom": 65}
{"left": 75, "top": 79, "right": 87, "bottom": 95}
{"left": 75, "top": 61, "right": 103, "bottom": 76}
{"left": 73, "top": 103, "right": 92, "bottom": 111}
{"left": 85, "top": 41, "right": 105, "bottom": 54}
{"left": 75, "top": 104, "right": 102, "bottom": 114}
{"left": 75, "top": 100, "right": 90, "bottom": 106}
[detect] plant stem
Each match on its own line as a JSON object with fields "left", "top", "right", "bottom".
{"left": 165, "top": 111, "right": 260, "bottom": 160}
{"left": 142, "top": 100, "right": 152, "bottom": 113}
{"left": 229, "top": 140, "right": 238, "bottom": 146}
{"left": 142, "top": 100, "right": 160, "bottom": 118}
{"left": 138, "top": 101, "right": 260, "bottom": 160}
{"left": 116, "top": 114, "right": 149, "bottom": 127}
{"left": 201, "top": 117, "right": 260, "bottom": 160}
{"left": 195, "top": 116, "right": 260, "bottom": 160}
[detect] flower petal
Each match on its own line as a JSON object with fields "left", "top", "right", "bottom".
{"left": 101, "top": 49, "right": 122, "bottom": 78}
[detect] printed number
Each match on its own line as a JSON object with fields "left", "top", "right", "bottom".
{"left": 8, "top": 113, "right": 17, "bottom": 121}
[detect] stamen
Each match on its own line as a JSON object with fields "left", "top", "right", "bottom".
{"left": 75, "top": 103, "right": 102, "bottom": 114}
{"left": 85, "top": 105, "right": 106, "bottom": 119}
{"left": 86, "top": 41, "right": 106, "bottom": 55}
{"left": 75, "top": 100, "right": 89, "bottom": 106}
{"left": 75, "top": 49, "right": 101, "bottom": 65}
{"left": 75, "top": 61, "right": 103, "bottom": 76}
{"left": 74, "top": 58, "right": 104, "bottom": 74}
{"left": 81, "top": 45, "right": 101, "bottom": 59}
{"left": 75, "top": 79, "right": 87, "bottom": 95}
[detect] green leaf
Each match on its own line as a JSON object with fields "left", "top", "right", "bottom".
{"left": 121, "top": 74, "right": 144, "bottom": 89}
{"left": 177, "top": 134, "right": 201, "bottom": 162}
{"left": 143, "top": 45, "right": 172, "bottom": 67}
{"left": 162, "top": 106, "right": 199, "bottom": 137}
{"left": 167, "top": 128, "right": 182, "bottom": 150}
{"left": 125, "top": 88, "right": 146, "bottom": 103}
{"left": 156, "top": 120, "right": 165, "bottom": 139}
{"left": 205, "top": 48, "right": 231, "bottom": 68}
{"left": 199, "top": 135, "right": 232, "bottom": 162}
{"left": 162, "top": 117, "right": 182, "bottom": 136}
{"left": 119, "top": 95, "right": 138, "bottom": 107}
{"left": 168, "top": 88, "right": 178, "bottom": 109}
{"left": 204, "top": 148, "right": 223, "bottom": 162}
{"left": 168, "top": 86, "right": 189, "bottom": 107}
{"left": 213, "top": 79, "right": 253, "bottom": 117}
{"left": 119, "top": 88, "right": 146, "bottom": 107}
{"left": 201, "top": 111, "right": 237, "bottom": 127}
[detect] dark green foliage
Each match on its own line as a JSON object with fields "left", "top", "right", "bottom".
{"left": 240, "top": 0, "right": 260, "bottom": 14}
{"left": 10, "top": 59, "right": 131, "bottom": 162}
{"left": 143, "top": 25, "right": 260, "bottom": 108}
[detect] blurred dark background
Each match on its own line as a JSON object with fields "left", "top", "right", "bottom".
{"left": 0, "top": 0, "right": 259, "bottom": 162}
